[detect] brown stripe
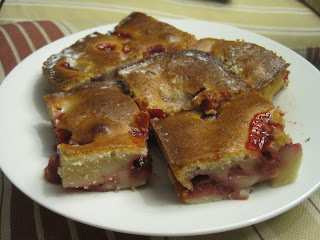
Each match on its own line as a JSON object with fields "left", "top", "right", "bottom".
{"left": 18, "top": 22, "right": 48, "bottom": 50}
{"left": 306, "top": 47, "right": 320, "bottom": 69}
{"left": 0, "top": 171, "right": 3, "bottom": 209}
{"left": 1, "top": 24, "right": 33, "bottom": 61}
{"left": 0, "top": 172, "right": 4, "bottom": 239}
{"left": 252, "top": 225, "right": 264, "bottom": 240}
{"left": 10, "top": 186, "right": 38, "bottom": 240}
{"left": 308, "top": 197, "right": 320, "bottom": 214}
{"left": 74, "top": 221, "right": 107, "bottom": 240}
{"left": 306, "top": 47, "right": 313, "bottom": 63}
{"left": 37, "top": 21, "right": 65, "bottom": 42}
{"left": 312, "top": 47, "right": 320, "bottom": 65}
{"left": 40, "top": 204, "right": 72, "bottom": 239}
{"left": 113, "top": 231, "right": 150, "bottom": 240}
{"left": 0, "top": 29, "right": 18, "bottom": 76}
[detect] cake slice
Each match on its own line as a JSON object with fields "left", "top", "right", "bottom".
{"left": 151, "top": 91, "right": 302, "bottom": 203}
{"left": 118, "top": 49, "right": 250, "bottom": 116}
{"left": 44, "top": 83, "right": 152, "bottom": 191}
{"left": 191, "top": 38, "right": 290, "bottom": 100}
{"left": 42, "top": 12, "right": 197, "bottom": 92}
{"left": 42, "top": 32, "right": 129, "bottom": 92}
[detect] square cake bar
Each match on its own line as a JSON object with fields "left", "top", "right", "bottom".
{"left": 42, "top": 12, "right": 197, "bottom": 92}
{"left": 44, "top": 83, "right": 152, "bottom": 191}
{"left": 152, "top": 91, "right": 302, "bottom": 203}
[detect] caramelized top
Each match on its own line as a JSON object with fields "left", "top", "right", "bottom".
{"left": 191, "top": 38, "right": 289, "bottom": 93}
{"left": 115, "top": 12, "right": 197, "bottom": 54}
{"left": 119, "top": 49, "right": 250, "bottom": 115}
{"left": 42, "top": 32, "right": 129, "bottom": 92}
{"left": 152, "top": 91, "right": 287, "bottom": 171}
{"left": 45, "top": 84, "right": 148, "bottom": 154}
{"left": 42, "top": 12, "right": 197, "bottom": 92}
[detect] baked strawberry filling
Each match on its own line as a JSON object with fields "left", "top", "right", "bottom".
{"left": 111, "top": 31, "right": 131, "bottom": 40}
{"left": 135, "top": 99, "right": 167, "bottom": 119}
{"left": 164, "top": 107, "right": 302, "bottom": 203}
{"left": 172, "top": 172, "right": 236, "bottom": 202}
{"left": 146, "top": 108, "right": 166, "bottom": 119}
{"left": 44, "top": 86, "right": 152, "bottom": 191}
{"left": 44, "top": 154, "right": 61, "bottom": 184}
{"left": 130, "top": 155, "right": 152, "bottom": 181}
{"left": 143, "top": 45, "right": 166, "bottom": 57}
{"left": 200, "top": 92, "right": 229, "bottom": 112}
{"left": 45, "top": 117, "right": 151, "bottom": 189}
{"left": 172, "top": 153, "right": 278, "bottom": 201}
{"left": 122, "top": 45, "right": 131, "bottom": 54}
{"left": 56, "top": 128, "right": 72, "bottom": 145}
{"left": 171, "top": 143, "right": 297, "bottom": 202}
{"left": 246, "top": 112, "right": 284, "bottom": 152}
{"left": 60, "top": 62, "right": 78, "bottom": 71}
{"left": 129, "top": 112, "right": 150, "bottom": 138}
{"left": 284, "top": 70, "right": 290, "bottom": 81}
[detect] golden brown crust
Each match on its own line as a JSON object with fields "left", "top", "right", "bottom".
{"left": 42, "top": 12, "right": 197, "bottom": 92}
{"left": 152, "top": 91, "right": 276, "bottom": 167}
{"left": 152, "top": 91, "right": 294, "bottom": 196}
{"left": 45, "top": 83, "right": 151, "bottom": 189}
{"left": 191, "top": 38, "right": 289, "bottom": 99}
{"left": 45, "top": 83, "right": 147, "bottom": 154}
{"left": 42, "top": 32, "right": 127, "bottom": 92}
{"left": 115, "top": 12, "right": 197, "bottom": 53}
{"left": 119, "top": 49, "right": 250, "bottom": 114}
{"left": 42, "top": 12, "right": 302, "bottom": 199}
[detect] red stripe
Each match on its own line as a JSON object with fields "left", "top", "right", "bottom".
{"left": 0, "top": 28, "right": 18, "bottom": 76}
{"left": 1, "top": 24, "right": 33, "bottom": 61}
{"left": 10, "top": 186, "right": 38, "bottom": 239}
{"left": 37, "top": 21, "right": 65, "bottom": 42}
{"left": 308, "top": 197, "right": 320, "bottom": 214}
{"left": 18, "top": 22, "right": 48, "bottom": 50}
{"left": 252, "top": 225, "right": 264, "bottom": 240}
{"left": 74, "top": 221, "right": 107, "bottom": 240}
{"left": 40, "top": 205, "right": 72, "bottom": 239}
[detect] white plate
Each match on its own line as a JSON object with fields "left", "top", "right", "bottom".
{"left": 0, "top": 19, "right": 319, "bottom": 237}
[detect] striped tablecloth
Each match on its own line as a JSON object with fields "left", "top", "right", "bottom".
{"left": 1, "top": 1, "right": 320, "bottom": 239}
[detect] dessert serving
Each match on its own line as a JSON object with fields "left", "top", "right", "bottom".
{"left": 43, "top": 12, "right": 197, "bottom": 92}
{"left": 191, "top": 38, "right": 290, "bottom": 100}
{"left": 44, "top": 83, "right": 151, "bottom": 191}
{"left": 42, "top": 12, "right": 302, "bottom": 203}
{"left": 152, "top": 91, "right": 302, "bottom": 203}
{"left": 118, "top": 49, "right": 250, "bottom": 115}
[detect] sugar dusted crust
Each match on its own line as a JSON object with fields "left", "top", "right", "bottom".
{"left": 191, "top": 38, "right": 290, "bottom": 100}
{"left": 42, "top": 32, "right": 125, "bottom": 92}
{"left": 119, "top": 49, "right": 250, "bottom": 115}
{"left": 43, "top": 12, "right": 197, "bottom": 92}
{"left": 45, "top": 83, "right": 143, "bottom": 145}
{"left": 152, "top": 91, "right": 302, "bottom": 203}
{"left": 114, "top": 12, "right": 197, "bottom": 53}
{"left": 45, "top": 84, "right": 151, "bottom": 190}
{"left": 42, "top": 12, "right": 302, "bottom": 202}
